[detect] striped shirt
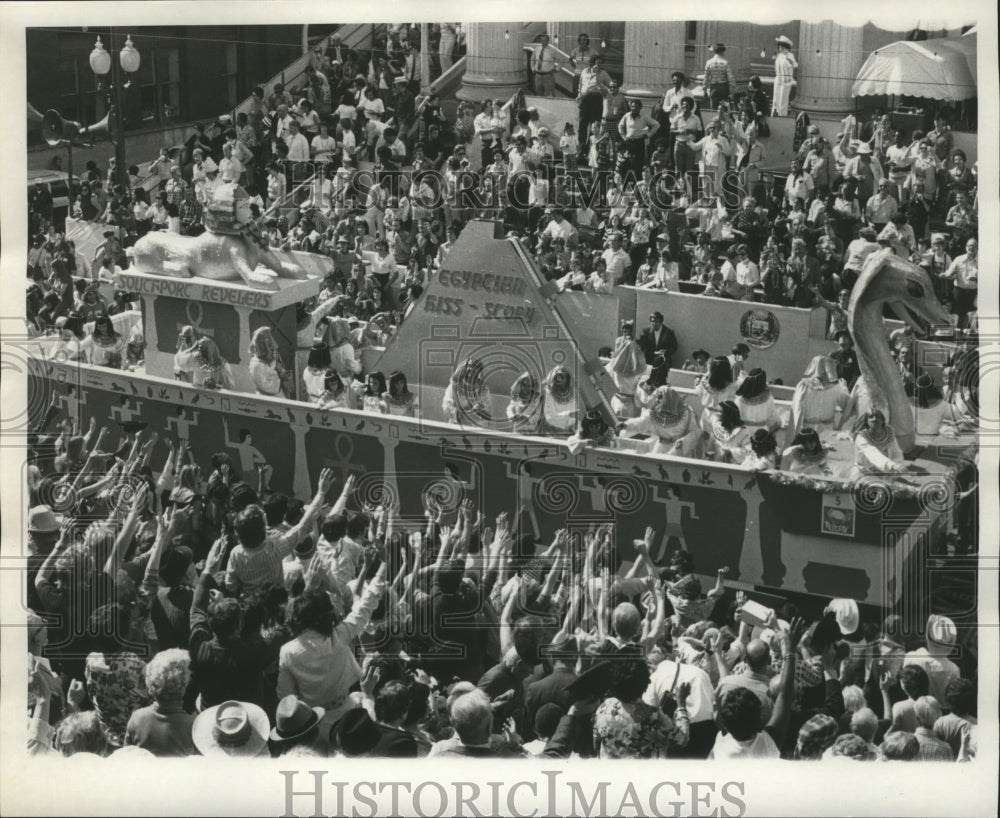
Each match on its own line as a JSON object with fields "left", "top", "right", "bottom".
{"left": 704, "top": 55, "right": 735, "bottom": 89}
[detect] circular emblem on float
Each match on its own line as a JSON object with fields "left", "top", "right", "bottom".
{"left": 740, "top": 309, "right": 780, "bottom": 349}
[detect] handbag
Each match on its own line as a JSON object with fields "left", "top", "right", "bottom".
{"left": 658, "top": 662, "right": 682, "bottom": 718}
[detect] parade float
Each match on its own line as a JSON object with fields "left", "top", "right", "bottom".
{"left": 26, "top": 207, "right": 977, "bottom": 626}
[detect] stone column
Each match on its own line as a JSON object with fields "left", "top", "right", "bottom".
{"left": 622, "top": 21, "right": 687, "bottom": 101}
{"left": 794, "top": 21, "right": 866, "bottom": 114}
{"left": 457, "top": 22, "right": 529, "bottom": 102}
{"left": 419, "top": 23, "right": 431, "bottom": 91}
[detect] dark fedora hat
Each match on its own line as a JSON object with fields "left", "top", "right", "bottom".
{"left": 270, "top": 695, "right": 325, "bottom": 744}
{"left": 565, "top": 660, "right": 615, "bottom": 701}
{"left": 332, "top": 708, "right": 381, "bottom": 756}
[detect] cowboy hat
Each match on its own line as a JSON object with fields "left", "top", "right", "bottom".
{"left": 775, "top": 35, "right": 794, "bottom": 48}
{"left": 926, "top": 614, "right": 957, "bottom": 648}
{"left": 826, "top": 598, "right": 859, "bottom": 636}
{"left": 565, "top": 660, "right": 615, "bottom": 701}
{"left": 192, "top": 700, "right": 270, "bottom": 757}
{"left": 270, "top": 695, "right": 325, "bottom": 744}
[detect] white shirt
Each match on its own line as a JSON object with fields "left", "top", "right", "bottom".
{"left": 662, "top": 86, "right": 694, "bottom": 115}
{"left": 286, "top": 132, "right": 311, "bottom": 162}
{"left": 275, "top": 114, "right": 296, "bottom": 142}
{"left": 218, "top": 156, "right": 243, "bottom": 183}
{"left": 601, "top": 247, "right": 631, "bottom": 284}
{"left": 643, "top": 659, "right": 714, "bottom": 722}
{"left": 784, "top": 172, "right": 815, "bottom": 206}
{"left": 528, "top": 179, "right": 549, "bottom": 207}
{"left": 904, "top": 648, "right": 961, "bottom": 706}
{"left": 312, "top": 134, "right": 337, "bottom": 162}
{"left": 945, "top": 253, "right": 978, "bottom": 289}
{"left": 340, "top": 131, "right": 357, "bottom": 163}
{"left": 542, "top": 218, "right": 577, "bottom": 243}
{"left": 533, "top": 43, "right": 557, "bottom": 73}
{"left": 709, "top": 730, "right": 780, "bottom": 759}
{"left": 692, "top": 134, "right": 732, "bottom": 168}
{"left": 736, "top": 260, "right": 760, "bottom": 288}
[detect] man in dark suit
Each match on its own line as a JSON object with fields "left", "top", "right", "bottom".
{"left": 371, "top": 681, "right": 419, "bottom": 757}
{"left": 637, "top": 311, "right": 678, "bottom": 367}
{"left": 327, "top": 35, "right": 357, "bottom": 69}
{"left": 523, "top": 637, "right": 579, "bottom": 739}
{"left": 831, "top": 330, "right": 861, "bottom": 389}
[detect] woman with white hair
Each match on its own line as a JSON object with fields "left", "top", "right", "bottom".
{"left": 124, "top": 648, "right": 198, "bottom": 756}
{"left": 432, "top": 689, "right": 507, "bottom": 757}
{"left": 790, "top": 355, "right": 851, "bottom": 436}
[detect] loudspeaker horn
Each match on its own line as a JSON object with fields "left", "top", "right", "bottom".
{"left": 42, "top": 109, "right": 115, "bottom": 147}
{"left": 28, "top": 103, "right": 46, "bottom": 132}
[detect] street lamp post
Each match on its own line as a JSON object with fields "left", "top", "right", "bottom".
{"left": 89, "top": 30, "right": 141, "bottom": 195}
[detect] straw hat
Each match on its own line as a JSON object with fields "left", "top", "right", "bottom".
{"left": 27, "top": 505, "right": 62, "bottom": 535}
{"left": 775, "top": 35, "right": 794, "bottom": 48}
{"left": 192, "top": 701, "right": 270, "bottom": 757}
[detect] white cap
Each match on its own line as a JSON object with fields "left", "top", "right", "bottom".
{"left": 827, "top": 598, "right": 860, "bottom": 635}
{"left": 927, "top": 614, "right": 957, "bottom": 648}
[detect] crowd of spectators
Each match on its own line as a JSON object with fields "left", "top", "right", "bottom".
{"left": 24, "top": 411, "right": 979, "bottom": 761}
